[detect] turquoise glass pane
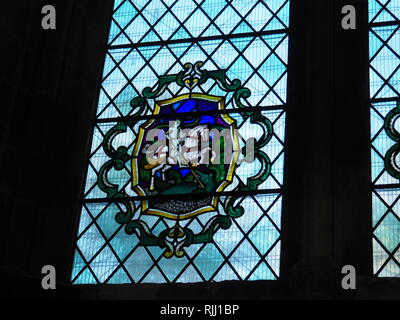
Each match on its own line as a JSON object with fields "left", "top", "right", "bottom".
{"left": 74, "top": 194, "right": 281, "bottom": 283}
{"left": 369, "top": 0, "right": 400, "bottom": 277}
{"left": 72, "top": 0, "right": 289, "bottom": 284}
{"left": 108, "top": 0, "right": 290, "bottom": 45}
{"left": 369, "top": 0, "right": 400, "bottom": 24}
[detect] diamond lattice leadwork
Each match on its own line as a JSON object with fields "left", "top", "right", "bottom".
{"left": 72, "top": 0, "right": 289, "bottom": 284}
{"left": 369, "top": 0, "right": 400, "bottom": 277}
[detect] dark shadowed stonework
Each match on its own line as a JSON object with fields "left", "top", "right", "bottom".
{"left": 0, "top": 0, "right": 399, "bottom": 300}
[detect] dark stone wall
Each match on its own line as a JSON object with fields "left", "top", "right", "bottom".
{"left": 0, "top": 0, "right": 113, "bottom": 291}
{"left": 0, "top": 0, "right": 399, "bottom": 300}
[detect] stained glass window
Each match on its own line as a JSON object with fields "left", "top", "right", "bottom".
{"left": 369, "top": 0, "right": 400, "bottom": 277}
{"left": 71, "top": 0, "right": 290, "bottom": 284}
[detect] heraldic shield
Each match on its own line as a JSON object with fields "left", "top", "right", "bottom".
{"left": 131, "top": 93, "right": 240, "bottom": 220}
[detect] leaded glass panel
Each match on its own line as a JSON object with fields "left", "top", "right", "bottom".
{"left": 369, "top": 0, "right": 400, "bottom": 277}
{"left": 72, "top": 0, "right": 289, "bottom": 284}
